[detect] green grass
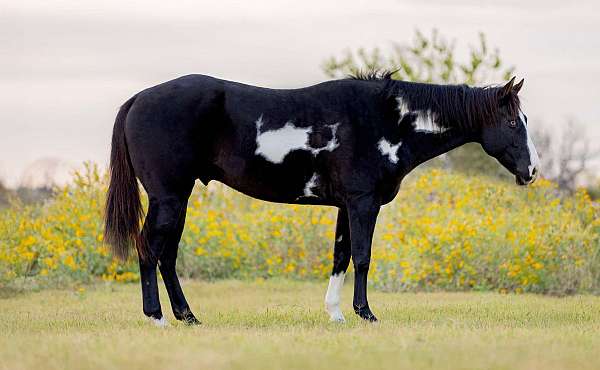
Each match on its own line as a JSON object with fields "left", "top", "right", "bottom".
{"left": 1, "top": 280, "right": 600, "bottom": 370}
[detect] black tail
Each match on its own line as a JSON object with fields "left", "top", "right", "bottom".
{"left": 104, "top": 95, "right": 148, "bottom": 262}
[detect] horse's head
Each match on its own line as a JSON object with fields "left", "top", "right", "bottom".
{"left": 479, "top": 77, "right": 540, "bottom": 185}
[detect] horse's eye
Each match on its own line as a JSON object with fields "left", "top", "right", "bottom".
{"left": 508, "top": 120, "right": 517, "bottom": 128}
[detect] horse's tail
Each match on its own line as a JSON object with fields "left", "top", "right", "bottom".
{"left": 104, "top": 95, "right": 148, "bottom": 262}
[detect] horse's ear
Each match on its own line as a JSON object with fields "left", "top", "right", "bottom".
{"left": 499, "top": 77, "right": 516, "bottom": 98}
{"left": 513, "top": 78, "right": 524, "bottom": 94}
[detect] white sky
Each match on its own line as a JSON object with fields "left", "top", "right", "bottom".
{"left": 1, "top": 0, "right": 599, "bottom": 186}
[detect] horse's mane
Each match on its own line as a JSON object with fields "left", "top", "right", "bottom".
{"left": 347, "top": 69, "right": 521, "bottom": 131}
{"left": 347, "top": 69, "right": 396, "bottom": 81}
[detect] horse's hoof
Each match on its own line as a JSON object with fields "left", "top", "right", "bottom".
{"left": 326, "top": 302, "right": 346, "bottom": 323}
{"left": 354, "top": 307, "right": 378, "bottom": 322}
{"left": 176, "top": 309, "right": 201, "bottom": 325}
{"left": 148, "top": 316, "right": 169, "bottom": 328}
{"left": 182, "top": 315, "right": 201, "bottom": 326}
{"left": 362, "top": 313, "right": 378, "bottom": 322}
{"left": 328, "top": 311, "right": 346, "bottom": 323}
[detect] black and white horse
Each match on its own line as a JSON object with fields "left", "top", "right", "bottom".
{"left": 104, "top": 72, "right": 539, "bottom": 326}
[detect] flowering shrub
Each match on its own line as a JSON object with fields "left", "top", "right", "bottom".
{"left": 1, "top": 163, "right": 598, "bottom": 294}
{"left": 0, "top": 164, "right": 139, "bottom": 287}
{"left": 373, "top": 171, "right": 599, "bottom": 294}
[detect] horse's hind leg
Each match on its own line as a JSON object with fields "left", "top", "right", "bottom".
{"left": 158, "top": 200, "right": 200, "bottom": 325}
{"left": 139, "top": 187, "right": 192, "bottom": 326}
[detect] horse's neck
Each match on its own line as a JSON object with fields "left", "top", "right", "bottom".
{"left": 404, "top": 130, "right": 476, "bottom": 171}
{"left": 380, "top": 81, "right": 475, "bottom": 169}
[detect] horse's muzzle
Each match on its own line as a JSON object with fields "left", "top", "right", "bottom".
{"left": 516, "top": 168, "right": 538, "bottom": 186}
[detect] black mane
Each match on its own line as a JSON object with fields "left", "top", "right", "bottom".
{"left": 348, "top": 69, "right": 521, "bottom": 131}
{"left": 394, "top": 81, "right": 521, "bottom": 131}
{"left": 347, "top": 69, "right": 396, "bottom": 81}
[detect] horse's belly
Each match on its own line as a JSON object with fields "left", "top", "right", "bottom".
{"left": 212, "top": 150, "right": 337, "bottom": 206}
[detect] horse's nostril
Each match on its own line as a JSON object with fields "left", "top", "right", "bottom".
{"left": 532, "top": 167, "right": 538, "bottom": 177}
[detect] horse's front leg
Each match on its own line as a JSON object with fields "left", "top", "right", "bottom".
{"left": 325, "top": 207, "right": 351, "bottom": 322}
{"left": 347, "top": 195, "right": 380, "bottom": 322}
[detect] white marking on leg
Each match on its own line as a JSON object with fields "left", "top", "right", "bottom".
{"left": 303, "top": 173, "right": 319, "bottom": 197}
{"left": 325, "top": 273, "right": 346, "bottom": 322}
{"left": 413, "top": 110, "right": 448, "bottom": 133}
{"left": 336, "top": 235, "right": 343, "bottom": 243}
{"left": 148, "top": 316, "right": 169, "bottom": 328}
{"left": 378, "top": 138, "right": 402, "bottom": 164}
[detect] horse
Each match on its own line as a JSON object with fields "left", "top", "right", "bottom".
{"left": 104, "top": 72, "right": 539, "bottom": 326}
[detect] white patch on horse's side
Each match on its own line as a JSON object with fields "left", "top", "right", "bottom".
{"left": 336, "top": 235, "right": 343, "bottom": 243}
{"left": 304, "top": 173, "right": 319, "bottom": 197}
{"left": 325, "top": 272, "right": 346, "bottom": 322}
{"left": 378, "top": 138, "right": 401, "bottom": 164}
{"left": 520, "top": 110, "right": 540, "bottom": 176}
{"left": 413, "top": 110, "right": 448, "bottom": 133}
{"left": 148, "top": 316, "right": 169, "bottom": 328}
{"left": 394, "top": 99, "right": 448, "bottom": 134}
{"left": 255, "top": 121, "right": 312, "bottom": 163}
{"left": 314, "top": 122, "right": 340, "bottom": 153}
{"left": 255, "top": 115, "right": 264, "bottom": 132}
{"left": 255, "top": 117, "right": 340, "bottom": 164}
{"left": 396, "top": 97, "right": 410, "bottom": 120}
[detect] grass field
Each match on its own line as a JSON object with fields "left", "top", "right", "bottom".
{"left": 1, "top": 280, "right": 600, "bottom": 370}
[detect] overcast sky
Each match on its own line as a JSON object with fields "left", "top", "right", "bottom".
{"left": 2, "top": 0, "right": 599, "bottom": 186}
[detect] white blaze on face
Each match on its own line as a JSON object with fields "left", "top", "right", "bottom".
{"left": 519, "top": 110, "right": 540, "bottom": 176}
{"left": 255, "top": 116, "right": 340, "bottom": 163}
{"left": 325, "top": 272, "right": 346, "bottom": 322}
{"left": 378, "top": 138, "right": 402, "bottom": 164}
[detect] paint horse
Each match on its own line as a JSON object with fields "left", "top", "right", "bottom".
{"left": 104, "top": 73, "right": 539, "bottom": 326}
